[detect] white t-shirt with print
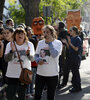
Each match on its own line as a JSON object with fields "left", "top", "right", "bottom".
{"left": 5, "top": 41, "right": 35, "bottom": 78}
{"left": 36, "top": 39, "right": 62, "bottom": 76}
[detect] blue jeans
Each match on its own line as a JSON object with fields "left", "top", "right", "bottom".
{"left": 26, "top": 67, "right": 37, "bottom": 94}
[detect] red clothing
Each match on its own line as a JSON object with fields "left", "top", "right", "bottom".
{"left": 31, "top": 61, "right": 37, "bottom": 67}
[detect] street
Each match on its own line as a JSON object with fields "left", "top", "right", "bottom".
{"left": 34, "top": 50, "right": 90, "bottom": 100}
{"left": 54, "top": 54, "right": 90, "bottom": 100}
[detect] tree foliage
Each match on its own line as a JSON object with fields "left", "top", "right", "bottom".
{"left": 8, "top": 0, "right": 87, "bottom": 25}
{"left": 8, "top": 0, "right": 16, "bottom": 5}
{"left": 9, "top": 5, "right": 25, "bottom": 25}
{"left": 39, "top": 0, "right": 87, "bottom": 22}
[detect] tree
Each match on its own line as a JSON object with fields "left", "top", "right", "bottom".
{"left": 39, "top": 0, "right": 87, "bottom": 23}
{"left": 9, "top": 5, "right": 25, "bottom": 25}
{"left": 0, "top": 0, "right": 5, "bottom": 20}
{"left": 8, "top": 0, "right": 87, "bottom": 26}
{"left": 19, "top": 0, "right": 40, "bottom": 26}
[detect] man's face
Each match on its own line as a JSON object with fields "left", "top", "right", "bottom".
{"left": 32, "top": 17, "right": 44, "bottom": 35}
{"left": 8, "top": 20, "right": 14, "bottom": 28}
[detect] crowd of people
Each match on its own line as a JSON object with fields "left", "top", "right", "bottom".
{"left": 0, "top": 17, "right": 83, "bottom": 100}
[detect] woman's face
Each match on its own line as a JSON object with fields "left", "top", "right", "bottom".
{"left": 3, "top": 29, "right": 12, "bottom": 41}
{"left": 43, "top": 28, "right": 52, "bottom": 39}
{"left": 70, "top": 29, "right": 75, "bottom": 37}
{"left": 15, "top": 32, "right": 25, "bottom": 45}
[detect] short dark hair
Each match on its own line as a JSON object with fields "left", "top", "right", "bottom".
{"left": 72, "top": 26, "right": 79, "bottom": 35}
{"left": 0, "top": 28, "right": 3, "bottom": 34}
{"left": 0, "top": 28, "right": 6, "bottom": 35}
{"left": 5, "top": 27, "right": 14, "bottom": 33}
{"left": 6, "top": 18, "right": 13, "bottom": 24}
{"left": 58, "top": 21, "right": 65, "bottom": 29}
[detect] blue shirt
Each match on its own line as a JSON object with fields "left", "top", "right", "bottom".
{"left": 69, "top": 36, "right": 82, "bottom": 63}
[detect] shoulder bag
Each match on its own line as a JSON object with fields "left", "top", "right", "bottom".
{"left": 14, "top": 41, "right": 32, "bottom": 85}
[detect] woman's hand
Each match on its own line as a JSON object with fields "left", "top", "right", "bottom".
{"left": 45, "top": 35, "right": 54, "bottom": 43}
{"left": 67, "top": 36, "right": 71, "bottom": 45}
{"left": 61, "top": 39, "right": 67, "bottom": 44}
{"left": 26, "top": 50, "right": 30, "bottom": 56}
{"left": 38, "top": 60, "right": 45, "bottom": 65}
{"left": 45, "top": 38, "right": 54, "bottom": 43}
{"left": 10, "top": 42, "right": 16, "bottom": 52}
{"left": 26, "top": 47, "right": 30, "bottom": 56}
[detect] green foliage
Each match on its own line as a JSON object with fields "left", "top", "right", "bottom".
{"left": 8, "top": 0, "right": 16, "bottom": 5}
{"left": 8, "top": 4, "right": 25, "bottom": 25}
{"left": 8, "top": 0, "right": 87, "bottom": 25}
{"left": 39, "top": 0, "right": 87, "bottom": 24}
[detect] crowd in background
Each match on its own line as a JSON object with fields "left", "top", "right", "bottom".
{"left": 0, "top": 17, "right": 83, "bottom": 100}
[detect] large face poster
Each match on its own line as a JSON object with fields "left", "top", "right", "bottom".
{"left": 39, "top": 48, "right": 50, "bottom": 64}
{"left": 66, "top": 10, "right": 82, "bottom": 33}
{"left": 32, "top": 17, "right": 45, "bottom": 35}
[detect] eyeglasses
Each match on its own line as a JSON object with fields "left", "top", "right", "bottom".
{"left": 33, "top": 20, "right": 44, "bottom": 25}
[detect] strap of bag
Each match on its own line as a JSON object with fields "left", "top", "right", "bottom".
{"left": 13, "top": 41, "right": 23, "bottom": 69}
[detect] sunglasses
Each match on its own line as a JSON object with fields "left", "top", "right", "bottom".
{"left": 33, "top": 20, "right": 44, "bottom": 25}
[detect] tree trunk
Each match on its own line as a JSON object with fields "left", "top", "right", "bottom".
{"left": 19, "top": 0, "right": 40, "bottom": 26}
{"left": 0, "top": 0, "right": 5, "bottom": 20}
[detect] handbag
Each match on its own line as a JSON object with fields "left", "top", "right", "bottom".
{"left": 14, "top": 41, "right": 32, "bottom": 85}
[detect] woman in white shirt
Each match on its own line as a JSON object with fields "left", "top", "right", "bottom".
{"left": 34, "top": 25, "right": 62, "bottom": 100}
{"left": 4, "top": 28, "right": 35, "bottom": 100}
